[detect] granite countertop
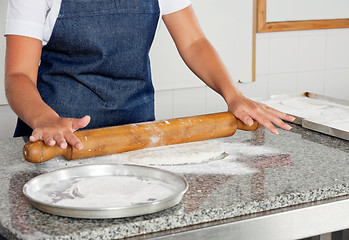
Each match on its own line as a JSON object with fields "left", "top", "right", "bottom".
{"left": 1, "top": 124, "right": 349, "bottom": 240}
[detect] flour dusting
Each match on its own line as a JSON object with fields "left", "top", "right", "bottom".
{"left": 265, "top": 96, "right": 349, "bottom": 132}
{"left": 159, "top": 141, "right": 278, "bottom": 175}
{"left": 117, "top": 141, "right": 225, "bottom": 166}
{"left": 113, "top": 141, "right": 279, "bottom": 175}
{"left": 45, "top": 140, "right": 281, "bottom": 176}
{"left": 150, "top": 136, "right": 161, "bottom": 144}
{"left": 33, "top": 176, "right": 177, "bottom": 208}
{"left": 266, "top": 96, "right": 329, "bottom": 120}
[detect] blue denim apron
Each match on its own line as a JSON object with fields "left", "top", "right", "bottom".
{"left": 14, "top": 0, "right": 160, "bottom": 137}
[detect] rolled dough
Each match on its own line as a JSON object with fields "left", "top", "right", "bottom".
{"left": 116, "top": 141, "right": 226, "bottom": 166}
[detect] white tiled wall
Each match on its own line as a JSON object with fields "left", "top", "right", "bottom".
{"left": 325, "top": 68, "right": 349, "bottom": 100}
{"left": 254, "top": 28, "right": 349, "bottom": 99}
{"left": 155, "top": 28, "right": 349, "bottom": 121}
{"left": 269, "top": 34, "right": 299, "bottom": 74}
{"left": 155, "top": 87, "right": 227, "bottom": 120}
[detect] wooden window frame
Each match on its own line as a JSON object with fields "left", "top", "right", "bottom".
{"left": 257, "top": 0, "right": 349, "bottom": 33}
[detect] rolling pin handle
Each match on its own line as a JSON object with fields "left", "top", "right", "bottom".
{"left": 23, "top": 141, "right": 70, "bottom": 163}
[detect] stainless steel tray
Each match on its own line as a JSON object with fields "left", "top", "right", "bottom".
{"left": 302, "top": 119, "right": 349, "bottom": 141}
{"left": 264, "top": 92, "right": 349, "bottom": 141}
{"left": 23, "top": 164, "right": 188, "bottom": 219}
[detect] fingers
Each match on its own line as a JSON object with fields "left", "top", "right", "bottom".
{"left": 64, "top": 131, "right": 83, "bottom": 150}
{"left": 72, "top": 115, "right": 91, "bottom": 131}
{"left": 30, "top": 131, "right": 41, "bottom": 142}
{"left": 55, "top": 134, "right": 68, "bottom": 149}
{"left": 228, "top": 97, "right": 295, "bottom": 135}
{"left": 265, "top": 106, "right": 296, "bottom": 122}
{"left": 235, "top": 111, "right": 254, "bottom": 127}
{"left": 251, "top": 108, "right": 293, "bottom": 134}
{"left": 30, "top": 130, "right": 82, "bottom": 150}
{"left": 29, "top": 116, "right": 90, "bottom": 150}
{"left": 265, "top": 107, "right": 294, "bottom": 131}
{"left": 43, "top": 134, "right": 56, "bottom": 146}
{"left": 248, "top": 111, "right": 280, "bottom": 135}
{"left": 68, "top": 115, "right": 90, "bottom": 149}
{"left": 259, "top": 120, "right": 279, "bottom": 135}
{"left": 31, "top": 130, "right": 68, "bottom": 148}
{"left": 233, "top": 108, "right": 279, "bottom": 135}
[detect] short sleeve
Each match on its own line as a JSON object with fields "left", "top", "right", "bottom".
{"left": 159, "top": 0, "right": 191, "bottom": 15}
{"left": 5, "top": 0, "right": 48, "bottom": 41}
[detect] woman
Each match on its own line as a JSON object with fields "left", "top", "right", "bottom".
{"left": 5, "top": 0, "right": 294, "bottom": 150}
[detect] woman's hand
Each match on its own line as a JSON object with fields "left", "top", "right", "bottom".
{"left": 227, "top": 95, "right": 295, "bottom": 135}
{"left": 29, "top": 115, "right": 91, "bottom": 150}
{"left": 5, "top": 35, "right": 91, "bottom": 149}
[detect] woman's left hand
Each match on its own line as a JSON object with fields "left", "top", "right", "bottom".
{"left": 227, "top": 95, "right": 295, "bottom": 135}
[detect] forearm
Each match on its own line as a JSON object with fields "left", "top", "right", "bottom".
{"left": 164, "top": 6, "right": 294, "bottom": 134}
{"left": 5, "top": 73, "right": 59, "bottom": 129}
{"left": 178, "top": 37, "right": 242, "bottom": 105}
{"left": 5, "top": 35, "right": 89, "bottom": 147}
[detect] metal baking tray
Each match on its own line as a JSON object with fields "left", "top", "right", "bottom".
{"left": 23, "top": 164, "right": 188, "bottom": 219}
{"left": 264, "top": 92, "right": 349, "bottom": 141}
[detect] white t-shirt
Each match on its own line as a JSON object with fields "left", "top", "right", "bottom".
{"left": 5, "top": 0, "right": 191, "bottom": 46}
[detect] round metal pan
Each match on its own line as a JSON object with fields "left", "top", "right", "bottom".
{"left": 23, "top": 164, "right": 188, "bottom": 219}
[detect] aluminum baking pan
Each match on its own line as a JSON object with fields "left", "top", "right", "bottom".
{"left": 264, "top": 92, "right": 349, "bottom": 141}
{"left": 303, "top": 119, "right": 349, "bottom": 141}
{"left": 266, "top": 92, "right": 349, "bottom": 124}
{"left": 23, "top": 164, "right": 188, "bottom": 219}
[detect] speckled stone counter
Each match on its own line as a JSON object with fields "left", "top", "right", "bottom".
{"left": 1, "top": 124, "right": 349, "bottom": 240}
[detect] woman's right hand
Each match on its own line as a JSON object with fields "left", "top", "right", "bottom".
{"left": 5, "top": 35, "right": 90, "bottom": 149}
{"left": 29, "top": 115, "right": 91, "bottom": 150}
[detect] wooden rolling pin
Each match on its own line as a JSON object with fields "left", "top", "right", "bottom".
{"left": 23, "top": 112, "right": 260, "bottom": 163}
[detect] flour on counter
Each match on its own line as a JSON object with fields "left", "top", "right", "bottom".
{"left": 108, "top": 141, "right": 279, "bottom": 175}
{"left": 116, "top": 141, "right": 226, "bottom": 166}
{"left": 49, "top": 176, "right": 176, "bottom": 208}
{"left": 43, "top": 139, "right": 281, "bottom": 176}
{"left": 158, "top": 142, "right": 279, "bottom": 175}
